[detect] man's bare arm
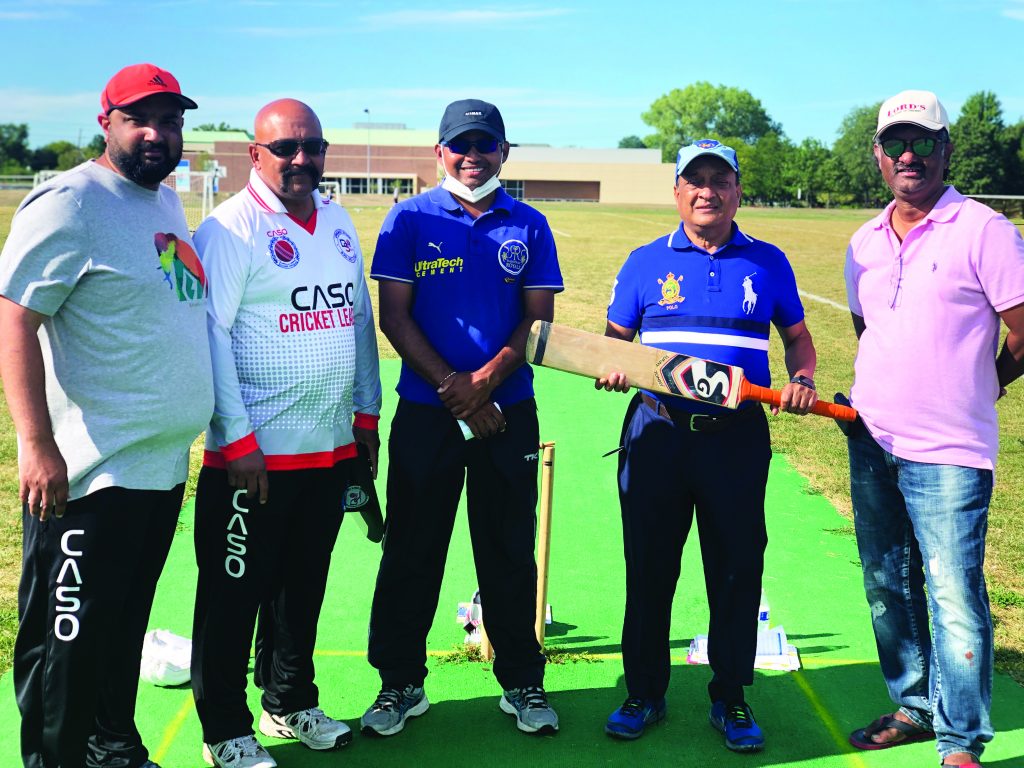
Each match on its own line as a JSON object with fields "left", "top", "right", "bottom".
{"left": 0, "top": 297, "right": 67, "bottom": 519}
{"left": 997, "top": 301, "right": 1024, "bottom": 392}
{"left": 439, "top": 290, "right": 555, "bottom": 419}
{"left": 851, "top": 312, "right": 866, "bottom": 340}
{"left": 378, "top": 280, "right": 456, "bottom": 390}
{"left": 776, "top": 319, "right": 819, "bottom": 415}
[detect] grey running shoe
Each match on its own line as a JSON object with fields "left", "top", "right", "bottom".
{"left": 499, "top": 686, "right": 559, "bottom": 734}
{"left": 202, "top": 735, "right": 277, "bottom": 768}
{"left": 360, "top": 684, "right": 429, "bottom": 736}
{"left": 259, "top": 707, "right": 352, "bottom": 750}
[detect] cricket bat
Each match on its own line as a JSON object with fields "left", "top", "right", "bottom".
{"left": 526, "top": 321, "right": 857, "bottom": 422}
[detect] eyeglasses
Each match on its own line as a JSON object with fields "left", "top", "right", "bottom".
{"left": 254, "top": 138, "right": 329, "bottom": 158}
{"left": 877, "top": 137, "right": 942, "bottom": 159}
{"left": 444, "top": 137, "right": 500, "bottom": 155}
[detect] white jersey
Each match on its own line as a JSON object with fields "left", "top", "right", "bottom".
{"left": 195, "top": 169, "right": 381, "bottom": 470}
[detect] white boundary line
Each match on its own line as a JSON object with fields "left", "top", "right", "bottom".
{"left": 550, "top": 227, "right": 573, "bottom": 238}
{"left": 799, "top": 289, "right": 848, "bottom": 312}
{"left": 596, "top": 211, "right": 670, "bottom": 227}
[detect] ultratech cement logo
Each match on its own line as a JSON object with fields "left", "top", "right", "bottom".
{"left": 415, "top": 256, "right": 464, "bottom": 278}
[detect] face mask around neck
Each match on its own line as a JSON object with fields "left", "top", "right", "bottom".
{"left": 441, "top": 171, "right": 502, "bottom": 204}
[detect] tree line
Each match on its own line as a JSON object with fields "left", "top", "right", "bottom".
{"left": 0, "top": 123, "right": 243, "bottom": 176}
{"left": 4, "top": 91, "right": 1020, "bottom": 207}
{"left": 619, "top": 82, "right": 1024, "bottom": 207}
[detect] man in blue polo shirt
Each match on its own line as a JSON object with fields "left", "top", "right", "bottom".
{"left": 596, "top": 139, "right": 819, "bottom": 751}
{"left": 362, "top": 99, "right": 564, "bottom": 737}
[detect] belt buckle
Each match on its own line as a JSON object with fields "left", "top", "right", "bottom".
{"left": 689, "top": 414, "right": 702, "bottom": 432}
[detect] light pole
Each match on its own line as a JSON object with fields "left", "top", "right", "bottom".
{"left": 363, "top": 108, "right": 371, "bottom": 194}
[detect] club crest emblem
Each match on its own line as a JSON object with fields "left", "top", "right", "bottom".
{"left": 269, "top": 234, "right": 300, "bottom": 269}
{"left": 333, "top": 228, "right": 357, "bottom": 263}
{"left": 497, "top": 239, "right": 529, "bottom": 276}
{"left": 658, "top": 272, "right": 685, "bottom": 306}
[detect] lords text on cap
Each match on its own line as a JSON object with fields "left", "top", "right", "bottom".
{"left": 439, "top": 99, "right": 505, "bottom": 143}
{"left": 874, "top": 90, "right": 948, "bottom": 142}
{"left": 675, "top": 139, "right": 740, "bottom": 179}
{"left": 100, "top": 63, "right": 198, "bottom": 115}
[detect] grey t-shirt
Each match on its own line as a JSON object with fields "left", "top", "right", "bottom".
{"left": 0, "top": 161, "right": 214, "bottom": 500}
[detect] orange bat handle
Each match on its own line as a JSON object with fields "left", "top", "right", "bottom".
{"left": 740, "top": 381, "right": 858, "bottom": 422}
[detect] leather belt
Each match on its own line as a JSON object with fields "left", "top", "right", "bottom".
{"left": 640, "top": 392, "right": 761, "bottom": 433}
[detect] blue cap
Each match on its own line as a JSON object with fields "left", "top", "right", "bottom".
{"left": 439, "top": 99, "right": 505, "bottom": 143}
{"left": 675, "top": 139, "right": 739, "bottom": 178}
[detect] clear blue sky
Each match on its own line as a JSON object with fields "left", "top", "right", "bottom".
{"left": 2, "top": 0, "right": 1022, "bottom": 149}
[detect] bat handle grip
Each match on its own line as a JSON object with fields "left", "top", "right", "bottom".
{"left": 741, "top": 382, "right": 858, "bottom": 422}
{"left": 810, "top": 399, "right": 858, "bottom": 422}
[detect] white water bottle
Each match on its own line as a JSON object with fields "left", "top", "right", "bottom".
{"left": 757, "top": 589, "right": 770, "bottom": 634}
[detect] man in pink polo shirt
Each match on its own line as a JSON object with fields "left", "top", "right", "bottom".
{"left": 843, "top": 89, "right": 1024, "bottom": 768}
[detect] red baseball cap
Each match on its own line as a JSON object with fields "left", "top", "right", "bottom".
{"left": 100, "top": 63, "right": 198, "bottom": 115}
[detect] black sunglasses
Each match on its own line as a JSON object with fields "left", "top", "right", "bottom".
{"left": 255, "top": 138, "right": 329, "bottom": 158}
{"left": 877, "top": 137, "right": 941, "bottom": 159}
{"left": 444, "top": 137, "right": 500, "bottom": 155}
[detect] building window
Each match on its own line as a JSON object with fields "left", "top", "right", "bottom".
{"left": 346, "top": 178, "right": 369, "bottom": 195}
{"left": 503, "top": 179, "right": 524, "bottom": 200}
{"left": 385, "top": 178, "right": 414, "bottom": 195}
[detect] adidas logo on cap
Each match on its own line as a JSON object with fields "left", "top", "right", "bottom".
{"left": 149, "top": 74, "right": 167, "bottom": 87}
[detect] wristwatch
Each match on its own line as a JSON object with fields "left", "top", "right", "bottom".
{"left": 790, "top": 374, "right": 816, "bottom": 390}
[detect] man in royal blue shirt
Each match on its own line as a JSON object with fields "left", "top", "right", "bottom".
{"left": 363, "top": 99, "right": 564, "bottom": 737}
{"left": 597, "top": 140, "right": 818, "bottom": 751}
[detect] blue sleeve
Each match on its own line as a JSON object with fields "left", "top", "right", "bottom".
{"left": 370, "top": 205, "right": 415, "bottom": 283}
{"left": 606, "top": 250, "right": 643, "bottom": 330}
{"left": 522, "top": 216, "right": 563, "bottom": 291}
{"left": 771, "top": 251, "right": 805, "bottom": 328}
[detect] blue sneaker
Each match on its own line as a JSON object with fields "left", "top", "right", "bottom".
{"left": 605, "top": 696, "right": 666, "bottom": 740}
{"left": 709, "top": 701, "right": 764, "bottom": 752}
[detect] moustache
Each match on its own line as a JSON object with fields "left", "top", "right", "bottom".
{"left": 894, "top": 162, "right": 925, "bottom": 174}
{"left": 284, "top": 166, "right": 317, "bottom": 180}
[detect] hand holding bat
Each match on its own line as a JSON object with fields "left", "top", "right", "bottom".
{"left": 530, "top": 321, "right": 856, "bottom": 422}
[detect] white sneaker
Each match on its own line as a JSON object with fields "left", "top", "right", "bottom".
{"left": 259, "top": 707, "right": 353, "bottom": 750}
{"left": 202, "top": 735, "right": 277, "bottom": 768}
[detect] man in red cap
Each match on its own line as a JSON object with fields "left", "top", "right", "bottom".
{"left": 0, "top": 63, "right": 212, "bottom": 768}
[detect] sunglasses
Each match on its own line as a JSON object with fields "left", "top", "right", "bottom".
{"left": 255, "top": 138, "right": 329, "bottom": 158}
{"left": 877, "top": 137, "right": 941, "bottom": 159}
{"left": 444, "top": 137, "right": 500, "bottom": 155}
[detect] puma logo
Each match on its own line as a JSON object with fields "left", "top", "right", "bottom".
{"left": 427, "top": 242, "right": 443, "bottom": 254}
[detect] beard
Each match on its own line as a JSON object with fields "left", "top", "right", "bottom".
{"left": 107, "top": 138, "right": 182, "bottom": 186}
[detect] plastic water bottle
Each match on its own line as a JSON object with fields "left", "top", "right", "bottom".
{"left": 757, "top": 589, "right": 770, "bottom": 634}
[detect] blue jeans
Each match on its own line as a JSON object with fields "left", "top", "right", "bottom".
{"left": 848, "top": 424, "right": 994, "bottom": 760}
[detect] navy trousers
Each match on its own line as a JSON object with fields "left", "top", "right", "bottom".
{"left": 367, "top": 398, "right": 546, "bottom": 691}
{"left": 618, "top": 395, "right": 770, "bottom": 705}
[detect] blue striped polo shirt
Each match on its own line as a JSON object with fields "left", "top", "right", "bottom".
{"left": 607, "top": 221, "right": 804, "bottom": 414}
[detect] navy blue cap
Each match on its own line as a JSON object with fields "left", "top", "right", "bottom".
{"left": 439, "top": 99, "right": 505, "bottom": 143}
{"left": 675, "top": 139, "right": 740, "bottom": 178}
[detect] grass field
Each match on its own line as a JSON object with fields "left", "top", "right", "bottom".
{"left": 0, "top": 188, "right": 1022, "bottom": 688}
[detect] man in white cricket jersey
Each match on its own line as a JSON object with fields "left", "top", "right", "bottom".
{"left": 190, "top": 99, "right": 381, "bottom": 768}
